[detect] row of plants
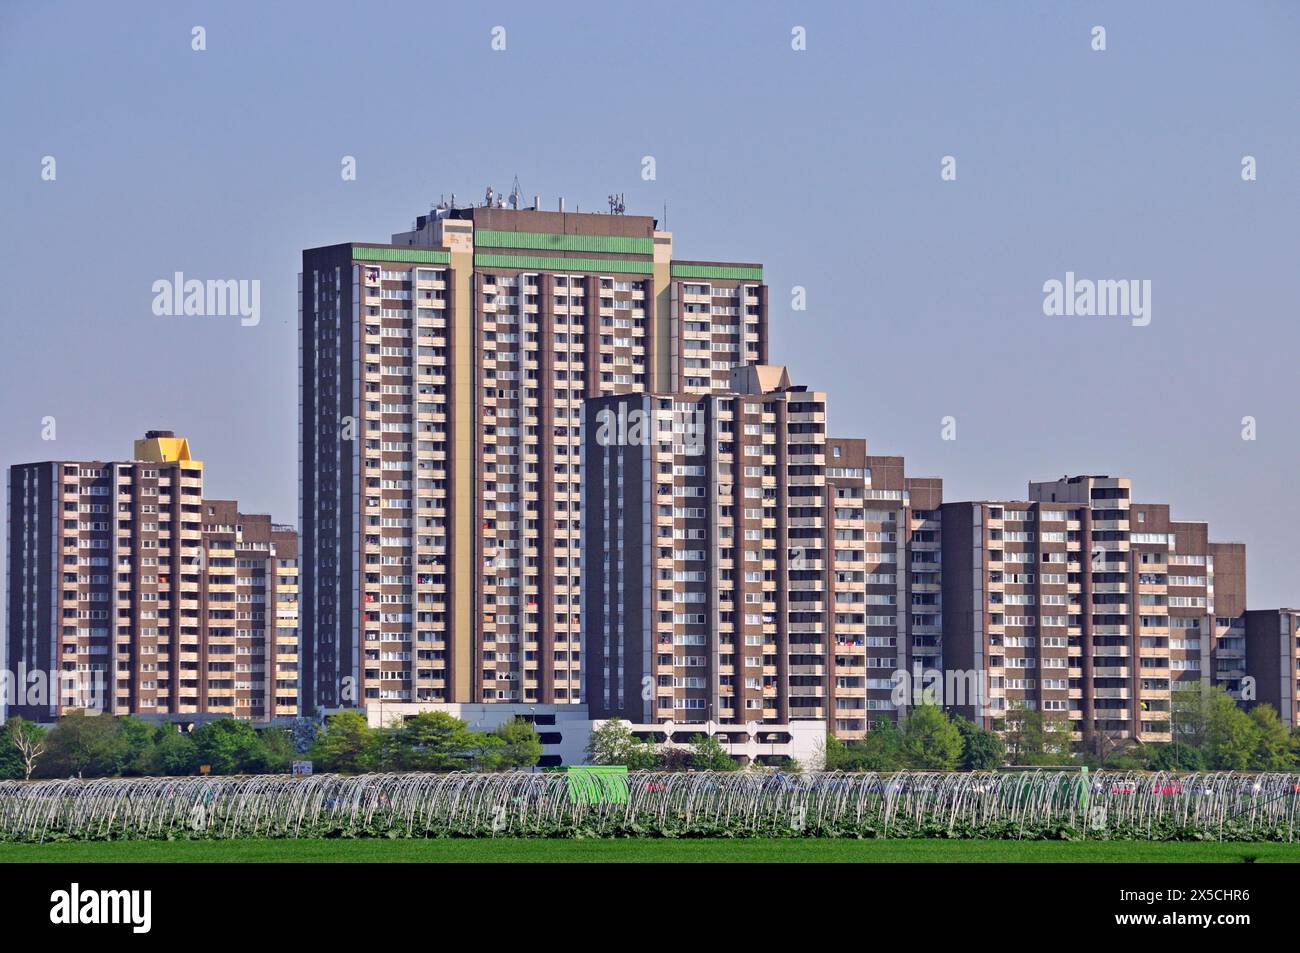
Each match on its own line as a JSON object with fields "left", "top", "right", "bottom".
{"left": 7, "top": 811, "right": 1292, "bottom": 844}
{"left": 6, "top": 768, "right": 1298, "bottom": 843}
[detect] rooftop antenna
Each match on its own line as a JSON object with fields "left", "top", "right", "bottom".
{"left": 485, "top": 185, "right": 495, "bottom": 207}
{"left": 608, "top": 193, "right": 626, "bottom": 215}
{"left": 509, "top": 176, "right": 523, "bottom": 209}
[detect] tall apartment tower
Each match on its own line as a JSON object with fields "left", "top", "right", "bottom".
{"left": 5, "top": 433, "right": 298, "bottom": 722}
{"left": 822, "top": 442, "right": 943, "bottom": 738}
{"left": 300, "top": 200, "right": 768, "bottom": 714}
{"left": 581, "top": 365, "right": 822, "bottom": 741}
{"left": 580, "top": 365, "right": 934, "bottom": 756}
{"left": 942, "top": 475, "right": 1246, "bottom": 748}
{"left": 1244, "top": 608, "right": 1300, "bottom": 727}
{"left": 197, "top": 501, "right": 301, "bottom": 722}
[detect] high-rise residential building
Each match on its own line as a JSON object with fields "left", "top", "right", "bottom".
{"left": 941, "top": 475, "right": 1246, "bottom": 749}
{"left": 4, "top": 432, "right": 298, "bottom": 723}
{"left": 581, "top": 365, "right": 929, "bottom": 762}
{"left": 822, "top": 441, "right": 943, "bottom": 738}
{"left": 196, "top": 500, "right": 300, "bottom": 722}
{"left": 1245, "top": 608, "right": 1300, "bottom": 727}
{"left": 299, "top": 199, "right": 768, "bottom": 715}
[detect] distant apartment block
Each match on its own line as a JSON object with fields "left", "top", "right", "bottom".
{"left": 5, "top": 432, "right": 298, "bottom": 723}
{"left": 822, "top": 441, "right": 942, "bottom": 738}
{"left": 198, "top": 501, "right": 300, "bottom": 722}
{"left": 579, "top": 365, "right": 935, "bottom": 758}
{"left": 1245, "top": 608, "right": 1300, "bottom": 727}
{"left": 942, "top": 475, "right": 1246, "bottom": 748}
{"left": 299, "top": 198, "right": 768, "bottom": 715}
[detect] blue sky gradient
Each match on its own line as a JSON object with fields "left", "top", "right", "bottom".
{"left": 1, "top": 1, "right": 1297, "bottom": 604}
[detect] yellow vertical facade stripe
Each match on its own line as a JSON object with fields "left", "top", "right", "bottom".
{"left": 652, "top": 231, "right": 673, "bottom": 391}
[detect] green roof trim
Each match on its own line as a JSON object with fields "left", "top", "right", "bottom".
{"left": 671, "top": 263, "right": 763, "bottom": 281}
{"left": 352, "top": 246, "right": 451, "bottom": 264}
{"left": 474, "top": 253, "right": 653, "bottom": 276}
{"left": 475, "top": 230, "right": 653, "bottom": 255}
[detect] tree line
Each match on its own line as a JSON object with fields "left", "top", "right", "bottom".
{"left": 4, "top": 684, "right": 1296, "bottom": 779}
{"left": 822, "top": 686, "right": 1300, "bottom": 772}
{"left": 0, "top": 709, "right": 543, "bottom": 779}
{"left": 0, "top": 712, "right": 298, "bottom": 780}
{"left": 305, "top": 710, "right": 541, "bottom": 773}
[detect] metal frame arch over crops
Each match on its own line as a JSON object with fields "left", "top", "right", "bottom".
{"left": 2, "top": 771, "right": 1297, "bottom": 842}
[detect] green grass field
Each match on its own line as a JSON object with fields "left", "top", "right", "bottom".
{"left": 1, "top": 838, "right": 1297, "bottom": 863}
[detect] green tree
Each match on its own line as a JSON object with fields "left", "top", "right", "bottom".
{"left": 626, "top": 739, "right": 660, "bottom": 769}
{"left": 395, "top": 711, "right": 475, "bottom": 772}
{"left": 1171, "top": 683, "right": 1214, "bottom": 749}
{"left": 586, "top": 719, "right": 638, "bottom": 765}
{"left": 689, "top": 733, "right": 738, "bottom": 771}
{"left": 470, "top": 733, "right": 509, "bottom": 772}
{"left": 1247, "top": 705, "right": 1295, "bottom": 771}
{"left": 1148, "top": 740, "right": 1205, "bottom": 772}
{"left": 900, "top": 704, "right": 963, "bottom": 770}
{"left": 853, "top": 720, "right": 907, "bottom": 771}
{"left": 40, "top": 711, "right": 128, "bottom": 778}
{"left": 257, "top": 726, "right": 295, "bottom": 774}
{"left": 822, "top": 733, "right": 852, "bottom": 771}
{"left": 118, "top": 716, "right": 160, "bottom": 776}
{"left": 367, "top": 721, "right": 412, "bottom": 772}
{"left": 584, "top": 718, "right": 660, "bottom": 768}
{"left": 1101, "top": 743, "right": 1150, "bottom": 771}
{"left": 953, "top": 716, "right": 1005, "bottom": 770}
{"left": 192, "top": 718, "right": 269, "bottom": 774}
{"left": 308, "top": 711, "right": 377, "bottom": 773}
{"left": 1004, "top": 706, "right": 1072, "bottom": 766}
{"left": 1204, "top": 688, "right": 1261, "bottom": 770}
{"left": 154, "top": 726, "right": 199, "bottom": 776}
{"left": 486, "top": 716, "right": 542, "bottom": 770}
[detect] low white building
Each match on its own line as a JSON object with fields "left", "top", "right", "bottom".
{"left": 361, "top": 702, "right": 825, "bottom": 769}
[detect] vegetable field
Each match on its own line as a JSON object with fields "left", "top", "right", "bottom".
{"left": 3, "top": 770, "right": 1299, "bottom": 842}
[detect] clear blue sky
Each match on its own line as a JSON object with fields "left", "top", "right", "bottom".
{"left": 2, "top": 1, "right": 1297, "bottom": 605}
